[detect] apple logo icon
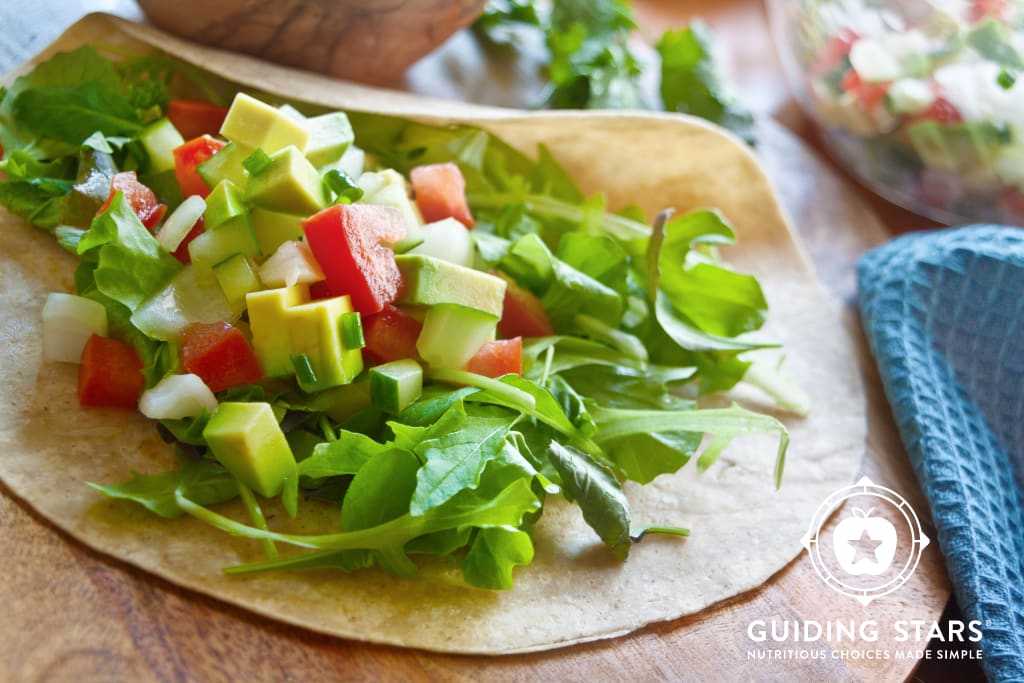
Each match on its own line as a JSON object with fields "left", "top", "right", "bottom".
{"left": 832, "top": 507, "right": 898, "bottom": 576}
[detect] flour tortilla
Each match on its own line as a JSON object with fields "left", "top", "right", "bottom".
{"left": 0, "top": 14, "right": 865, "bottom": 654}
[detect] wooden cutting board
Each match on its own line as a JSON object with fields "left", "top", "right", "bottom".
{"left": 0, "top": 116, "right": 949, "bottom": 682}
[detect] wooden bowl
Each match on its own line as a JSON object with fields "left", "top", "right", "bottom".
{"left": 136, "top": 0, "right": 487, "bottom": 85}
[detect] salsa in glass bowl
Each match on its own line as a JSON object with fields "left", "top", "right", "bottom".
{"left": 769, "top": 0, "right": 1024, "bottom": 224}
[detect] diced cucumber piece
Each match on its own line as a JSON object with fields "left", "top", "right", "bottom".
{"left": 213, "top": 253, "right": 262, "bottom": 315}
{"left": 258, "top": 240, "right": 325, "bottom": 288}
{"left": 409, "top": 218, "right": 474, "bottom": 267}
{"left": 967, "top": 18, "right": 1024, "bottom": 69}
{"left": 357, "top": 169, "right": 424, "bottom": 252}
{"left": 305, "top": 112, "right": 354, "bottom": 167}
{"left": 245, "top": 145, "right": 327, "bottom": 215}
{"left": 220, "top": 92, "right": 310, "bottom": 153}
{"left": 41, "top": 293, "right": 108, "bottom": 363}
{"left": 416, "top": 304, "right": 497, "bottom": 368}
{"left": 139, "top": 373, "right": 218, "bottom": 419}
{"left": 188, "top": 214, "right": 261, "bottom": 271}
{"left": 395, "top": 254, "right": 506, "bottom": 317}
{"left": 203, "top": 402, "right": 297, "bottom": 498}
{"left": 251, "top": 208, "right": 305, "bottom": 254}
{"left": 204, "top": 180, "right": 247, "bottom": 229}
{"left": 140, "top": 118, "right": 185, "bottom": 174}
{"left": 131, "top": 266, "right": 235, "bottom": 341}
{"left": 156, "top": 195, "right": 206, "bottom": 252}
{"left": 370, "top": 359, "right": 423, "bottom": 413}
{"left": 196, "top": 141, "right": 253, "bottom": 189}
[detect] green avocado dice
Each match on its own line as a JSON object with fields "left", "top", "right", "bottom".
{"left": 304, "top": 112, "right": 354, "bottom": 167}
{"left": 188, "top": 213, "right": 261, "bottom": 270}
{"left": 245, "top": 145, "right": 327, "bottom": 216}
{"left": 250, "top": 208, "right": 304, "bottom": 254}
{"left": 220, "top": 92, "right": 309, "bottom": 153}
{"left": 204, "top": 180, "right": 247, "bottom": 229}
{"left": 246, "top": 284, "right": 364, "bottom": 390}
{"left": 203, "top": 402, "right": 297, "bottom": 498}
{"left": 394, "top": 254, "right": 506, "bottom": 317}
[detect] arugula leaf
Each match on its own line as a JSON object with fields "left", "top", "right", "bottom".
{"left": 298, "top": 430, "right": 391, "bottom": 479}
{"left": 547, "top": 442, "right": 632, "bottom": 559}
{"left": 13, "top": 83, "right": 142, "bottom": 144}
{"left": 89, "top": 458, "right": 237, "bottom": 518}
{"left": 411, "top": 405, "right": 517, "bottom": 515}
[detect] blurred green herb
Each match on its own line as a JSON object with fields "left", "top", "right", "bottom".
{"left": 473, "top": 0, "right": 755, "bottom": 143}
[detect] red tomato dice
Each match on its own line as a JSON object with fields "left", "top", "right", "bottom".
{"left": 173, "top": 135, "right": 226, "bottom": 199}
{"left": 497, "top": 276, "right": 554, "bottom": 338}
{"left": 970, "top": 0, "right": 1009, "bottom": 21}
{"left": 96, "top": 171, "right": 167, "bottom": 231}
{"left": 919, "top": 97, "right": 963, "bottom": 125}
{"left": 362, "top": 304, "right": 423, "bottom": 364}
{"left": 410, "top": 162, "right": 474, "bottom": 228}
{"left": 78, "top": 334, "right": 144, "bottom": 410}
{"left": 180, "top": 322, "right": 263, "bottom": 393}
{"left": 466, "top": 338, "right": 522, "bottom": 378}
{"left": 303, "top": 204, "right": 406, "bottom": 315}
{"left": 840, "top": 70, "right": 890, "bottom": 111}
{"left": 813, "top": 29, "right": 859, "bottom": 75}
{"left": 167, "top": 99, "right": 230, "bottom": 140}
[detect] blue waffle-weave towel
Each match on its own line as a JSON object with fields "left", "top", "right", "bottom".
{"left": 858, "top": 225, "right": 1024, "bottom": 682}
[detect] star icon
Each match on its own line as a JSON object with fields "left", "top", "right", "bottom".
{"left": 850, "top": 529, "right": 884, "bottom": 564}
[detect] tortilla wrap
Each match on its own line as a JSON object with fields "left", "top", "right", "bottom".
{"left": 0, "top": 14, "right": 865, "bottom": 654}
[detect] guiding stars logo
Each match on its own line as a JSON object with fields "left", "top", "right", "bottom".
{"left": 802, "top": 476, "right": 930, "bottom": 605}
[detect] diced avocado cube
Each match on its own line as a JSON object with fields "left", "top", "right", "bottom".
{"left": 197, "top": 141, "right": 253, "bottom": 189}
{"left": 220, "top": 93, "right": 309, "bottom": 154}
{"left": 394, "top": 254, "right": 506, "bottom": 317}
{"left": 370, "top": 359, "right": 423, "bottom": 413}
{"left": 247, "top": 285, "right": 311, "bottom": 377}
{"left": 188, "top": 214, "right": 261, "bottom": 271}
{"left": 140, "top": 118, "right": 185, "bottom": 174}
{"left": 417, "top": 304, "right": 497, "bottom": 369}
{"left": 203, "top": 402, "right": 297, "bottom": 498}
{"left": 287, "top": 295, "right": 364, "bottom": 392}
{"left": 304, "top": 112, "right": 354, "bottom": 167}
{"left": 358, "top": 169, "right": 424, "bottom": 252}
{"left": 213, "top": 253, "right": 262, "bottom": 316}
{"left": 246, "top": 145, "right": 327, "bottom": 216}
{"left": 204, "top": 180, "right": 248, "bottom": 229}
{"left": 251, "top": 208, "right": 304, "bottom": 254}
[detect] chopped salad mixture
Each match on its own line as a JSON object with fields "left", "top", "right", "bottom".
{"left": 0, "top": 46, "right": 795, "bottom": 589}
{"left": 795, "top": 0, "right": 1024, "bottom": 223}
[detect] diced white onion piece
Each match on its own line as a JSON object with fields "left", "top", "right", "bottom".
{"left": 850, "top": 38, "right": 901, "bottom": 83}
{"left": 258, "top": 240, "right": 326, "bottom": 288}
{"left": 41, "top": 293, "right": 108, "bottom": 363}
{"left": 410, "top": 218, "right": 475, "bottom": 267}
{"left": 139, "top": 373, "right": 218, "bottom": 419}
{"left": 887, "top": 78, "right": 935, "bottom": 115}
{"left": 156, "top": 195, "right": 206, "bottom": 252}
{"left": 336, "top": 145, "right": 366, "bottom": 179}
{"left": 131, "top": 266, "right": 236, "bottom": 341}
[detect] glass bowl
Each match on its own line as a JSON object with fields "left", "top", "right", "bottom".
{"left": 768, "top": 0, "right": 1024, "bottom": 225}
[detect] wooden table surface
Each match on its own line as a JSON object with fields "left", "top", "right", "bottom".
{"left": 0, "top": 2, "right": 963, "bottom": 682}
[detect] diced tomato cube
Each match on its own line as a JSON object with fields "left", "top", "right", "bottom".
{"left": 497, "top": 275, "right": 554, "bottom": 338}
{"left": 466, "top": 337, "right": 522, "bottom": 378}
{"left": 173, "top": 135, "right": 226, "bottom": 199}
{"left": 180, "top": 322, "right": 263, "bottom": 393}
{"left": 812, "top": 29, "right": 859, "bottom": 75}
{"left": 410, "top": 162, "right": 474, "bottom": 228}
{"left": 78, "top": 334, "right": 144, "bottom": 410}
{"left": 172, "top": 216, "right": 206, "bottom": 265}
{"left": 970, "top": 0, "right": 1009, "bottom": 21}
{"left": 362, "top": 304, "right": 423, "bottom": 364}
{"left": 302, "top": 204, "right": 406, "bottom": 315}
{"left": 840, "top": 70, "right": 890, "bottom": 111}
{"left": 919, "top": 97, "right": 963, "bottom": 125}
{"left": 96, "top": 171, "right": 167, "bottom": 231}
{"left": 167, "top": 99, "right": 230, "bottom": 140}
